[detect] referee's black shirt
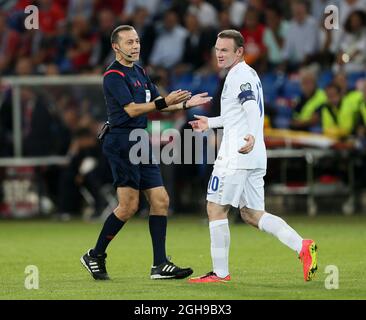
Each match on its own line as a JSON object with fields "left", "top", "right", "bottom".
{"left": 103, "top": 60, "right": 160, "bottom": 129}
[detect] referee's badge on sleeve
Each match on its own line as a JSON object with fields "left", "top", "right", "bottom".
{"left": 145, "top": 89, "right": 151, "bottom": 102}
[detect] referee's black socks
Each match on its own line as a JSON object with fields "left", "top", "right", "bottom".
{"left": 149, "top": 215, "right": 167, "bottom": 266}
{"left": 91, "top": 212, "right": 125, "bottom": 257}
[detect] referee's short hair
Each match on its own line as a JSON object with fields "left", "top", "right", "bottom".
{"left": 111, "top": 25, "right": 135, "bottom": 45}
{"left": 217, "top": 29, "right": 244, "bottom": 51}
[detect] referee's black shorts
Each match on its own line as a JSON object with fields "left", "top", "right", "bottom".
{"left": 102, "top": 129, "right": 163, "bottom": 190}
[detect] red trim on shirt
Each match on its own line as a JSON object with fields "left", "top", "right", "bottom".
{"left": 103, "top": 70, "right": 125, "bottom": 77}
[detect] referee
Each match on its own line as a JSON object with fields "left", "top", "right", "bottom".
{"left": 81, "top": 25, "right": 212, "bottom": 280}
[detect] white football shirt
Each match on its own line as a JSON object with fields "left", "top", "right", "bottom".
{"left": 209, "top": 61, "right": 267, "bottom": 169}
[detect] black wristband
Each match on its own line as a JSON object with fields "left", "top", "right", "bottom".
{"left": 183, "top": 100, "right": 188, "bottom": 110}
{"left": 155, "top": 98, "right": 168, "bottom": 110}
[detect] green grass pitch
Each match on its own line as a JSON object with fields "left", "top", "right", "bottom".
{"left": 0, "top": 214, "right": 365, "bottom": 300}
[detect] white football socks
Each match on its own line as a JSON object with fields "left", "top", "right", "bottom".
{"left": 258, "top": 212, "right": 303, "bottom": 254}
{"left": 209, "top": 219, "right": 230, "bottom": 278}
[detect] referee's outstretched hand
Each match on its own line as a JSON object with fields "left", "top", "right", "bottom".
{"left": 165, "top": 89, "right": 192, "bottom": 106}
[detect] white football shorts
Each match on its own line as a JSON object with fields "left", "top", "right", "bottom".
{"left": 206, "top": 166, "right": 266, "bottom": 210}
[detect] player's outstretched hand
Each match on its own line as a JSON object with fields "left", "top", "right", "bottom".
{"left": 189, "top": 115, "right": 209, "bottom": 132}
{"left": 165, "top": 89, "right": 192, "bottom": 106}
{"left": 238, "top": 134, "right": 255, "bottom": 154}
{"left": 186, "top": 92, "right": 212, "bottom": 108}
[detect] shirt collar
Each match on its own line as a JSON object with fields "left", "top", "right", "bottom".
{"left": 228, "top": 60, "right": 246, "bottom": 76}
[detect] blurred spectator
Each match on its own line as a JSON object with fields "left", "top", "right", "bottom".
{"left": 333, "top": 72, "right": 350, "bottom": 96}
{"left": 149, "top": 9, "right": 188, "bottom": 69}
{"left": 28, "top": 0, "right": 76, "bottom": 73}
{"left": 0, "top": 0, "right": 18, "bottom": 10}
{"left": 316, "top": 82, "right": 348, "bottom": 138}
{"left": 248, "top": 0, "right": 265, "bottom": 12}
{"left": 149, "top": 66, "right": 170, "bottom": 99}
{"left": 67, "top": 0, "right": 94, "bottom": 22}
{"left": 44, "top": 63, "right": 60, "bottom": 75}
{"left": 188, "top": 0, "right": 218, "bottom": 28}
{"left": 282, "top": 0, "right": 319, "bottom": 71}
{"left": 17, "top": 28, "right": 41, "bottom": 68}
{"left": 217, "top": 9, "right": 235, "bottom": 30}
{"left": 65, "top": 15, "right": 95, "bottom": 72}
{"left": 127, "top": 6, "right": 154, "bottom": 66}
{"left": 37, "top": 0, "right": 66, "bottom": 37}
{"left": 180, "top": 11, "right": 216, "bottom": 71}
{"left": 121, "top": 0, "right": 160, "bottom": 23}
{"left": 265, "top": 0, "right": 292, "bottom": 20}
{"left": 129, "top": 6, "right": 149, "bottom": 37}
{"left": 94, "top": 0, "right": 125, "bottom": 15}
{"left": 290, "top": 67, "right": 327, "bottom": 131}
{"left": 332, "top": 72, "right": 363, "bottom": 135}
{"left": 219, "top": 0, "right": 247, "bottom": 28}
{"left": 339, "top": 0, "right": 366, "bottom": 27}
{"left": 0, "top": 57, "right": 70, "bottom": 156}
{"left": 14, "top": 56, "right": 34, "bottom": 75}
{"left": 60, "top": 107, "right": 79, "bottom": 134}
{"left": 0, "top": 81, "right": 13, "bottom": 156}
{"left": 354, "top": 80, "right": 366, "bottom": 150}
{"left": 263, "top": 5, "right": 289, "bottom": 70}
{"left": 90, "top": 9, "right": 116, "bottom": 69}
{"left": 21, "top": 88, "right": 60, "bottom": 156}
{"left": 57, "top": 127, "right": 110, "bottom": 220}
{"left": 240, "top": 6, "right": 266, "bottom": 70}
{"left": 353, "top": 80, "right": 366, "bottom": 190}
{"left": 333, "top": 10, "right": 366, "bottom": 74}
{"left": 0, "top": 11, "right": 21, "bottom": 74}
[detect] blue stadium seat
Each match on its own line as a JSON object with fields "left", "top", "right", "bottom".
{"left": 273, "top": 100, "right": 293, "bottom": 129}
{"left": 347, "top": 71, "right": 366, "bottom": 90}
{"left": 192, "top": 74, "right": 220, "bottom": 97}
{"left": 282, "top": 78, "right": 301, "bottom": 99}
{"left": 170, "top": 72, "right": 195, "bottom": 92}
{"left": 261, "top": 72, "right": 279, "bottom": 104}
{"left": 317, "top": 70, "right": 333, "bottom": 88}
{"left": 273, "top": 116, "right": 291, "bottom": 129}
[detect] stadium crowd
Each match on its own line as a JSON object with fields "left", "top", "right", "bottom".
{"left": 1, "top": 0, "right": 366, "bottom": 217}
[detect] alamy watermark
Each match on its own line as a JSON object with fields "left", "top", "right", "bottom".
{"left": 24, "top": 5, "right": 39, "bottom": 30}
{"left": 128, "top": 123, "right": 222, "bottom": 165}
{"left": 24, "top": 265, "right": 39, "bottom": 290}
{"left": 124, "top": 121, "right": 243, "bottom": 165}
{"left": 324, "top": 265, "right": 339, "bottom": 290}
{"left": 324, "top": 5, "right": 339, "bottom": 30}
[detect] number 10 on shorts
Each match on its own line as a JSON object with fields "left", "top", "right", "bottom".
{"left": 207, "top": 175, "right": 219, "bottom": 194}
